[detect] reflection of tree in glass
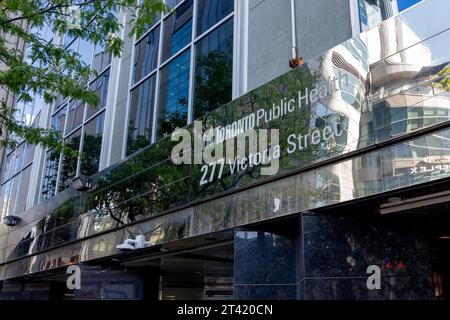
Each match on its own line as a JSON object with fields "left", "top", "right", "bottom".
{"left": 80, "top": 133, "right": 103, "bottom": 176}
{"left": 127, "top": 121, "right": 152, "bottom": 155}
{"left": 34, "top": 198, "right": 81, "bottom": 252}
{"left": 90, "top": 136, "right": 192, "bottom": 225}
{"left": 41, "top": 149, "right": 59, "bottom": 199}
{"left": 29, "top": 56, "right": 344, "bottom": 243}
{"left": 59, "top": 135, "right": 81, "bottom": 191}
{"left": 194, "top": 50, "right": 232, "bottom": 119}
{"left": 158, "top": 110, "right": 187, "bottom": 138}
{"left": 435, "top": 63, "right": 450, "bottom": 91}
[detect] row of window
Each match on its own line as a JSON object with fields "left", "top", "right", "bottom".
{"left": 0, "top": 23, "right": 54, "bottom": 219}
{"left": 41, "top": 38, "right": 111, "bottom": 199}
{"left": 3, "top": 1, "right": 234, "bottom": 209}
{"left": 127, "top": 0, "right": 234, "bottom": 155}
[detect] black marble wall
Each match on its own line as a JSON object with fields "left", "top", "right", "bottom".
{"left": 234, "top": 214, "right": 436, "bottom": 300}
{"left": 301, "top": 214, "right": 434, "bottom": 299}
{"left": 234, "top": 229, "right": 301, "bottom": 300}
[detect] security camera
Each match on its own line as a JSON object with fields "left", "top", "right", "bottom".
{"left": 72, "top": 175, "right": 92, "bottom": 191}
{"left": 2, "top": 215, "right": 21, "bottom": 226}
{"left": 116, "top": 235, "right": 151, "bottom": 252}
{"left": 116, "top": 243, "right": 136, "bottom": 252}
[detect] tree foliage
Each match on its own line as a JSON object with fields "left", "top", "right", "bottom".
{"left": 0, "top": 0, "right": 167, "bottom": 154}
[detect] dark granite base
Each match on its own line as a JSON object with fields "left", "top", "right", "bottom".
{"left": 303, "top": 276, "right": 434, "bottom": 300}
{"left": 234, "top": 284, "right": 298, "bottom": 300}
{"left": 234, "top": 213, "right": 439, "bottom": 300}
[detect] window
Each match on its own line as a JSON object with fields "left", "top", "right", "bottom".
{"left": 127, "top": 76, "right": 157, "bottom": 155}
{"left": 40, "top": 34, "right": 110, "bottom": 198}
{"left": 165, "top": 0, "right": 183, "bottom": 8}
{"left": 133, "top": 26, "right": 160, "bottom": 84}
{"left": 81, "top": 112, "right": 105, "bottom": 176}
{"left": 13, "top": 101, "right": 25, "bottom": 125}
{"left": 397, "top": 0, "right": 422, "bottom": 12}
{"left": 358, "top": 0, "right": 383, "bottom": 32}
{"left": 0, "top": 181, "right": 12, "bottom": 219}
{"left": 162, "top": 0, "right": 193, "bottom": 62}
{"left": 13, "top": 144, "right": 25, "bottom": 176}
{"left": 58, "top": 129, "right": 81, "bottom": 192}
{"left": 92, "top": 43, "right": 112, "bottom": 74}
{"left": 126, "top": 0, "right": 235, "bottom": 153}
{"left": 157, "top": 49, "right": 190, "bottom": 138}
{"left": 23, "top": 98, "right": 38, "bottom": 126}
{"left": 9, "top": 175, "right": 20, "bottom": 215}
{"left": 15, "top": 166, "right": 32, "bottom": 214}
{"left": 1, "top": 89, "right": 46, "bottom": 213}
{"left": 52, "top": 104, "right": 67, "bottom": 135}
{"left": 78, "top": 38, "right": 94, "bottom": 66}
{"left": 194, "top": 18, "right": 233, "bottom": 119}
{"left": 25, "top": 144, "right": 35, "bottom": 166}
{"left": 42, "top": 150, "right": 60, "bottom": 200}
{"left": 2, "top": 152, "right": 14, "bottom": 183}
{"left": 66, "top": 99, "right": 85, "bottom": 133}
{"left": 197, "top": 0, "right": 234, "bottom": 36}
{"left": 86, "top": 68, "right": 110, "bottom": 120}
{"left": 64, "top": 33, "right": 76, "bottom": 47}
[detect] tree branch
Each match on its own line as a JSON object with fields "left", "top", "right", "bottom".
{"left": 1, "top": 0, "right": 99, "bottom": 26}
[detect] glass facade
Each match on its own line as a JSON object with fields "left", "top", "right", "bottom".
{"left": 2, "top": 0, "right": 450, "bottom": 300}
{"left": 133, "top": 26, "right": 160, "bottom": 84}
{"left": 157, "top": 49, "right": 191, "bottom": 137}
{"left": 193, "top": 17, "right": 233, "bottom": 119}
{"left": 81, "top": 113, "right": 105, "bottom": 176}
{"left": 2, "top": 0, "right": 449, "bottom": 265}
{"left": 126, "top": 0, "right": 235, "bottom": 153}
{"left": 40, "top": 33, "right": 111, "bottom": 199}
{"left": 196, "top": 0, "right": 234, "bottom": 36}
{"left": 397, "top": 0, "right": 422, "bottom": 12}
{"left": 127, "top": 76, "right": 157, "bottom": 155}
{"left": 0, "top": 24, "right": 52, "bottom": 218}
{"left": 58, "top": 129, "right": 82, "bottom": 192}
{"left": 162, "top": 0, "right": 193, "bottom": 62}
{"left": 358, "top": 0, "right": 398, "bottom": 31}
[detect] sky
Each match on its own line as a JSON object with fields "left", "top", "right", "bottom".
{"left": 397, "top": 0, "right": 423, "bottom": 12}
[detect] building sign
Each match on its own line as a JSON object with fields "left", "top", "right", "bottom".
{"left": 170, "top": 68, "right": 353, "bottom": 187}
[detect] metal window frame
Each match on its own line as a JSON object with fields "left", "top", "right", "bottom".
{"left": 123, "top": 0, "right": 237, "bottom": 159}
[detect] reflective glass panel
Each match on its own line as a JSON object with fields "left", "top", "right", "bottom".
{"left": 165, "top": 0, "right": 183, "bottom": 8}
{"left": 193, "top": 18, "right": 233, "bottom": 119}
{"left": 15, "top": 165, "right": 31, "bottom": 214}
{"left": 81, "top": 112, "right": 105, "bottom": 176}
{"left": 359, "top": 0, "right": 383, "bottom": 32}
{"left": 66, "top": 99, "right": 85, "bottom": 134}
{"left": 41, "top": 150, "right": 60, "bottom": 200}
{"left": 86, "top": 68, "right": 110, "bottom": 120}
{"left": 24, "top": 144, "right": 35, "bottom": 166}
{"left": 0, "top": 181, "right": 11, "bottom": 218}
{"left": 157, "top": 49, "right": 190, "bottom": 138}
{"left": 133, "top": 26, "right": 160, "bottom": 84}
{"left": 51, "top": 104, "right": 67, "bottom": 136}
{"left": 127, "top": 75, "right": 157, "bottom": 155}
{"left": 2, "top": 152, "right": 14, "bottom": 183}
{"left": 8, "top": 174, "right": 20, "bottom": 215}
{"left": 13, "top": 144, "right": 24, "bottom": 175}
{"left": 92, "top": 43, "right": 112, "bottom": 74}
{"left": 162, "top": 0, "right": 193, "bottom": 62}
{"left": 78, "top": 38, "right": 94, "bottom": 66}
{"left": 196, "top": 0, "right": 234, "bottom": 36}
{"left": 59, "top": 129, "right": 81, "bottom": 192}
